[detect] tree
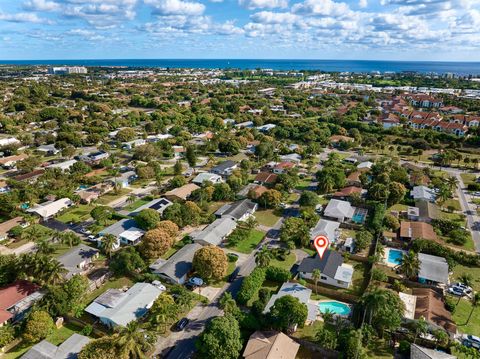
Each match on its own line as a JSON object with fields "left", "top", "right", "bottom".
{"left": 355, "top": 230, "right": 374, "bottom": 252}
{"left": 280, "top": 217, "right": 310, "bottom": 247}
{"left": 0, "top": 324, "right": 15, "bottom": 347}
{"left": 173, "top": 160, "right": 183, "bottom": 176}
{"left": 135, "top": 209, "right": 160, "bottom": 230}
{"left": 116, "top": 128, "right": 136, "bottom": 142}
{"left": 193, "top": 246, "right": 228, "bottom": 281}
{"left": 267, "top": 295, "right": 308, "bottom": 330}
{"left": 399, "top": 250, "right": 420, "bottom": 280}
{"left": 369, "top": 183, "right": 390, "bottom": 202}
{"left": 315, "top": 327, "right": 337, "bottom": 350}
{"left": 102, "top": 234, "right": 118, "bottom": 258}
{"left": 139, "top": 228, "right": 174, "bottom": 259}
{"left": 259, "top": 189, "right": 282, "bottom": 209}
{"left": 156, "top": 220, "right": 179, "bottom": 237}
{"left": 45, "top": 274, "right": 89, "bottom": 317}
{"left": 446, "top": 176, "right": 459, "bottom": 192}
{"left": 255, "top": 247, "right": 273, "bottom": 268}
{"left": 383, "top": 214, "right": 400, "bottom": 231}
{"left": 115, "top": 321, "right": 154, "bottom": 359}
{"left": 78, "top": 337, "right": 120, "bottom": 359}
{"left": 90, "top": 206, "right": 113, "bottom": 225}
{"left": 110, "top": 247, "right": 145, "bottom": 276}
{"left": 186, "top": 145, "right": 197, "bottom": 167}
{"left": 127, "top": 194, "right": 137, "bottom": 204}
{"left": 467, "top": 293, "right": 480, "bottom": 324}
{"left": 413, "top": 316, "right": 428, "bottom": 343}
{"left": 196, "top": 315, "right": 243, "bottom": 359}
{"left": 387, "top": 182, "right": 406, "bottom": 206}
{"left": 149, "top": 293, "right": 178, "bottom": 333}
{"left": 312, "top": 269, "right": 321, "bottom": 294}
{"left": 23, "top": 310, "right": 54, "bottom": 343}
{"left": 299, "top": 191, "right": 320, "bottom": 207}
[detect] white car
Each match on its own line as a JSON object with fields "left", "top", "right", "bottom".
{"left": 463, "top": 334, "right": 480, "bottom": 350}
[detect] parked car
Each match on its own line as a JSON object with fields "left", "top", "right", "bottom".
{"left": 228, "top": 268, "right": 240, "bottom": 283}
{"left": 462, "top": 334, "right": 480, "bottom": 350}
{"left": 448, "top": 283, "right": 472, "bottom": 297}
{"left": 187, "top": 277, "right": 204, "bottom": 286}
{"left": 174, "top": 318, "right": 190, "bottom": 331}
{"left": 447, "top": 286, "right": 464, "bottom": 296}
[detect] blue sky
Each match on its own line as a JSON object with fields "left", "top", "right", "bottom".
{"left": 1, "top": 0, "right": 480, "bottom": 60}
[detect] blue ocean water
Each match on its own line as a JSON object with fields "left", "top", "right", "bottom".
{"left": 1, "top": 59, "right": 480, "bottom": 75}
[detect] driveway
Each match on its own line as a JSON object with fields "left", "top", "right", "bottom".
{"left": 455, "top": 174, "right": 480, "bottom": 253}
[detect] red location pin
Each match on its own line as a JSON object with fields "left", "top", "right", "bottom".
{"left": 313, "top": 235, "right": 330, "bottom": 259}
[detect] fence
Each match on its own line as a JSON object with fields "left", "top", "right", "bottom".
{"left": 290, "top": 337, "right": 339, "bottom": 358}
{"left": 291, "top": 279, "right": 359, "bottom": 303}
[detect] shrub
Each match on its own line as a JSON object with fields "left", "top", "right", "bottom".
{"left": 227, "top": 253, "right": 239, "bottom": 263}
{"left": 398, "top": 340, "right": 410, "bottom": 355}
{"left": 237, "top": 268, "right": 266, "bottom": 305}
{"left": 265, "top": 266, "right": 291, "bottom": 283}
{"left": 392, "top": 280, "right": 406, "bottom": 292}
{"left": 412, "top": 239, "right": 480, "bottom": 267}
{"left": 81, "top": 324, "right": 93, "bottom": 336}
{"left": 371, "top": 268, "right": 388, "bottom": 282}
{"left": 445, "top": 296, "right": 456, "bottom": 313}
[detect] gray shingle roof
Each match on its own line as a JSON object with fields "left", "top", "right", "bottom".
{"left": 192, "top": 217, "right": 237, "bottom": 246}
{"left": 150, "top": 243, "right": 202, "bottom": 283}
{"left": 298, "top": 250, "right": 343, "bottom": 278}
{"left": 21, "top": 333, "right": 90, "bottom": 359}
{"left": 418, "top": 253, "right": 449, "bottom": 284}
{"left": 99, "top": 218, "right": 138, "bottom": 237}
{"left": 211, "top": 160, "right": 237, "bottom": 173}
{"left": 215, "top": 199, "right": 257, "bottom": 221}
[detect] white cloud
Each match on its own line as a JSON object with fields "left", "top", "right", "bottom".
{"left": 292, "top": 0, "right": 351, "bottom": 16}
{"left": 359, "top": 0, "right": 367, "bottom": 7}
{"left": 145, "top": 0, "right": 205, "bottom": 15}
{"left": 23, "top": 0, "right": 60, "bottom": 11}
{"left": 250, "top": 11, "right": 298, "bottom": 24}
{"left": 239, "top": 0, "right": 288, "bottom": 10}
{"left": 0, "top": 11, "right": 51, "bottom": 23}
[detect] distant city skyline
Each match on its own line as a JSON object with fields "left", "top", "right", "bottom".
{"left": 1, "top": 0, "right": 480, "bottom": 61}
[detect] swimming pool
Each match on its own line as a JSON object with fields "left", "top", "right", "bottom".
{"left": 318, "top": 301, "right": 351, "bottom": 316}
{"left": 387, "top": 249, "right": 404, "bottom": 265}
{"left": 352, "top": 208, "right": 368, "bottom": 224}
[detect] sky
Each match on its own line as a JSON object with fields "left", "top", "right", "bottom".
{"left": 0, "top": 0, "right": 480, "bottom": 60}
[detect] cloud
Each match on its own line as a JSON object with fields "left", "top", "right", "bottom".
{"left": 145, "top": 0, "right": 205, "bottom": 15}
{"left": 292, "top": 0, "right": 351, "bottom": 16}
{"left": 239, "top": 0, "right": 288, "bottom": 10}
{"left": 23, "top": 0, "right": 60, "bottom": 11}
{"left": 0, "top": 11, "right": 51, "bottom": 23}
{"left": 359, "top": 0, "right": 367, "bottom": 7}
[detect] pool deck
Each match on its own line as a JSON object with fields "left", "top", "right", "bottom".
{"left": 383, "top": 247, "right": 406, "bottom": 268}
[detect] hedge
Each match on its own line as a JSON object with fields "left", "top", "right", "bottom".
{"left": 412, "top": 239, "right": 480, "bottom": 267}
{"left": 237, "top": 268, "right": 266, "bottom": 305}
{"left": 265, "top": 266, "right": 291, "bottom": 283}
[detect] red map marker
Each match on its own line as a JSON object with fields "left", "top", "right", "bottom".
{"left": 313, "top": 235, "right": 330, "bottom": 259}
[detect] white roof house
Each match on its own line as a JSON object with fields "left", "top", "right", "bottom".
{"left": 357, "top": 161, "right": 373, "bottom": 170}
{"left": 323, "top": 199, "right": 355, "bottom": 223}
{"left": 27, "top": 198, "right": 72, "bottom": 220}
{"left": 0, "top": 137, "right": 20, "bottom": 147}
{"left": 192, "top": 217, "right": 237, "bottom": 246}
{"left": 46, "top": 159, "right": 77, "bottom": 171}
{"left": 21, "top": 333, "right": 90, "bottom": 359}
{"left": 192, "top": 172, "right": 223, "bottom": 185}
{"left": 85, "top": 282, "right": 162, "bottom": 327}
{"left": 411, "top": 186, "right": 436, "bottom": 203}
{"left": 310, "top": 219, "right": 340, "bottom": 243}
{"left": 418, "top": 253, "right": 449, "bottom": 285}
{"left": 99, "top": 219, "right": 145, "bottom": 246}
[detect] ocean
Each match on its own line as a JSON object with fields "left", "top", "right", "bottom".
{"left": 1, "top": 59, "right": 480, "bottom": 75}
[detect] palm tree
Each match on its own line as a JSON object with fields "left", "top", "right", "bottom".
{"left": 436, "top": 186, "right": 452, "bottom": 209}
{"left": 255, "top": 247, "right": 273, "bottom": 268}
{"left": 127, "top": 194, "right": 137, "bottom": 204}
{"left": 473, "top": 158, "right": 479, "bottom": 171}
{"left": 466, "top": 293, "right": 480, "bottom": 325}
{"left": 413, "top": 316, "right": 428, "bottom": 344}
{"left": 102, "top": 234, "right": 117, "bottom": 259}
{"left": 36, "top": 238, "right": 55, "bottom": 255}
{"left": 446, "top": 176, "right": 459, "bottom": 192}
{"left": 432, "top": 329, "right": 449, "bottom": 349}
{"left": 21, "top": 225, "right": 41, "bottom": 242}
{"left": 399, "top": 250, "right": 420, "bottom": 280}
{"left": 359, "top": 288, "right": 388, "bottom": 325}
{"left": 464, "top": 157, "right": 471, "bottom": 169}
{"left": 115, "top": 322, "right": 152, "bottom": 359}
{"left": 60, "top": 231, "right": 81, "bottom": 247}
{"left": 459, "top": 274, "right": 473, "bottom": 288}
{"left": 312, "top": 269, "right": 321, "bottom": 294}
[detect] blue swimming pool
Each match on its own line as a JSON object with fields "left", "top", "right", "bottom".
{"left": 387, "top": 249, "right": 404, "bottom": 265}
{"left": 318, "top": 301, "right": 351, "bottom": 316}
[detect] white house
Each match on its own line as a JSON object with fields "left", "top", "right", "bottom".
{"left": 46, "top": 159, "right": 77, "bottom": 172}
{"left": 192, "top": 172, "right": 223, "bottom": 185}
{"left": 323, "top": 199, "right": 355, "bottom": 223}
{"left": 27, "top": 198, "right": 72, "bottom": 221}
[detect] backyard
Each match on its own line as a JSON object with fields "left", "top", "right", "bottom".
{"left": 96, "top": 188, "right": 132, "bottom": 205}
{"left": 254, "top": 209, "right": 281, "bottom": 227}
{"left": 56, "top": 204, "right": 96, "bottom": 224}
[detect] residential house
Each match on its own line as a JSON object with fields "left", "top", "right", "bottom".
{"left": 357, "top": 161, "right": 373, "bottom": 171}
{"left": 330, "top": 135, "right": 354, "bottom": 144}
{"left": 411, "top": 288, "right": 456, "bottom": 335}
{"left": 164, "top": 183, "right": 200, "bottom": 201}
{"left": 411, "top": 186, "right": 436, "bottom": 202}
{"left": 279, "top": 153, "right": 302, "bottom": 164}
{"left": 99, "top": 219, "right": 145, "bottom": 246}
{"left": 0, "top": 217, "right": 28, "bottom": 241}
{"left": 333, "top": 186, "right": 363, "bottom": 200}
{"left": 129, "top": 198, "right": 173, "bottom": 216}
{"left": 238, "top": 184, "right": 268, "bottom": 199}
{"left": 0, "top": 281, "right": 44, "bottom": 326}
{"left": 415, "top": 200, "right": 439, "bottom": 222}
{"left": 215, "top": 199, "right": 258, "bottom": 222}
{"left": 172, "top": 145, "right": 185, "bottom": 159}
{"left": 192, "top": 172, "right": 223, "bottom": 185}
{"left": 263, "top": 282, "right": 319, "bottom": 324}
{"left": 399, "top": 221, "right": 438, "bottom": 241}
{"left": 410, "top": 344, "right": 456, "bottom": 359}
{"left": 58, "top": 244, "right": 99, "bottom": 279}
{"left": 407, "top": 206, "right": 420, "bottom": 221}
{"left": 27, "top": 198, "right": 72, "bottom": 221}
{"left": 242, "top": 331, "right": 300, "bottom": 359}
{"left": 418, "top": 253, "right": 449, "bottom": 286}
{"left": 81, "top": 150, "right": 109, "bottom": 165}
{"left": 211, "top": 160, "right": 238, "bottom": 177}
{"left": 273, "top": 162, "right": 295, "bottom": 174}
{"left": 0, "top": 154, "right": 28, "bottom": 169}
{"left": 346, "top": 171, "right": 362, "bottom": 187}
{"left": 150, "top": 243, "right": 202, "bottom": 284}
{"left": 192, "top": 217, "right": 237, "bottom": 246}
{"left": 254, "top": 172, "right": 278, "bottom": 186}
{"left": 21, "top": 333, "right": 90, "bottom": 359}
{"left": 36, "top": 144, "right": 60, "bottom": 155}
{"left": 323, "top": 199, "right": 354, "bottom": 223}
{"left": 13, "top": 169, "right": 45, "bottom": 183}
{"left": 298, "top": 251, "right": 354, "bottom": 289}
{"left": 310, "top": 218, "right": 340, "bottom": 244}
{"left": 0, "top": 137, "right": 20, "bottom": 147}
{"left": 257, "top": 124, "right": 277, "bottom": 132}
{"left": 46, "top": 159, "right": 77, "bottom": 172}
{"left": 122, "top": 139, "right": 146, "bottom": 150}
{"left": 0, "top": 180, "right": 9, "bottom": 193}
{"left": 85, "top": 282, "right": 162, "bottom": 327}
{"left": 77, "top": 182, "right": 113, "bottom": 204}
{"left": 113, "top": 171, "right": 137, "bottom": 188}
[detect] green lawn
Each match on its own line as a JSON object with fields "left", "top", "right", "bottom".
{"left": 443, "top": 198, "right": 461, "bottom": 211}
{"left": 460, "top": 173, "right": 477, "bottom": 186}
{"left": 227, "top": 229, "right": 265, "bottom": 254}
{"left": 3, "top": 322, "right": 86, "bottom": 359}
{"left": 389, "top": 203, "right": 408, "bottom": 212}
{"left": 292, "top": 320, "right": 323, "bottom": 341}
{"left": 452, "top": 297, "right": 480, "bottom": 336}
{"left": 56, "top": 204, "right": 96, "bottom": 224}
{"left": 6, "top": 238, "right": 31, "bottom": 249}
{"left": 96, "top": 189, "right": 132, "bottom": 205}
{"left": 123, "top": 198, "right": 150, "bottom": 212}
{"left": 247, "top": 280, "right": 281, "bottom": 307}
{"left": 83, "top": 276, "right": 133, "bottom": 305}
{"left": 452, "top": 265, "right": 480, "bottom": 292}
{"left": 269, "top": 252, "right": 297, "bottom": 271}
{"left": 295, "top": 178, "right": 312, "bottom": 191}
{"left": 254, "top": 210, "right": 281, "bottom": 227}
